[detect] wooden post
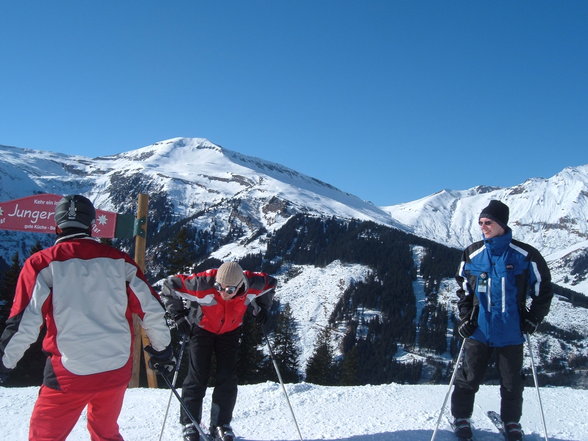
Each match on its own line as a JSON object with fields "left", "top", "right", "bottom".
{"left": 129, "top": 193, "right": 158, "bottom": 388}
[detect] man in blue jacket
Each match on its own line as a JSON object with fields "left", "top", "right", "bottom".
{"left": 450, "top": 200, "right": 552, "bottom": 441}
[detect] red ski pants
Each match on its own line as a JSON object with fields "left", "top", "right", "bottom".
{"left": 29, "top": 384, "right": 126, "bottom": 441}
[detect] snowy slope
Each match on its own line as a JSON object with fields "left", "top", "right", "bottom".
{"left": 1, "top": 383, "right": 586, "bottom": 441}
{"left": 275, "top": 261, "right": 372, "bottom": 368}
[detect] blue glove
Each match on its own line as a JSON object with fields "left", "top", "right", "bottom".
{"left": 144, "top": 345, "right": 176, "bottom": 374}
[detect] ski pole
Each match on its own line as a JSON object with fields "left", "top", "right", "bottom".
{"left": 262, "top": 328, "right": 304, "bottom": 441}
{"left": 154, "top": 367, "right": 213, "bottom": 441}
{"left": 430, "top": 339, "right": 466, "bottom": 441}
{"left": 525, "top": 334, "right": 549, "bottom": 441}
{"left": 158, "top": 337, "right": 188, "bottom": 441}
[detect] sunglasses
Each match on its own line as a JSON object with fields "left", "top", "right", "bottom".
{"left": 478, "top": 220, "right": 494, "bottom": 226}
{"left": 214, "top": 282, "right": 240, "bottom": 295}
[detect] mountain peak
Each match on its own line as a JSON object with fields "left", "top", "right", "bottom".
{"left": 96, "top": 137, "right": 221, "bottom": 161}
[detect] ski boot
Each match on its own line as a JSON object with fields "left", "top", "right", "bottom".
{"left": 503, "top": 421, "right": 524, "bottom": 441}
{"left": 182, "top": 423, "right": 200, "bottom": 441}
{"left": 452, "top": 417, "right": 473, "bottom": 440}
{"left": 210, "top": 424, "right": 235, "bottom": 441}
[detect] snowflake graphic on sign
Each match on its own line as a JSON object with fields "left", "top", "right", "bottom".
{"left": 97, "top": 214, "right": 108, "bottom": 225}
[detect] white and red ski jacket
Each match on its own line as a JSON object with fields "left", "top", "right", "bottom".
{"left": 0, "top": 235, "right": 171, "bottom": 392}
{"left": 161, "top": 269, "right": 276, "bottom": 334}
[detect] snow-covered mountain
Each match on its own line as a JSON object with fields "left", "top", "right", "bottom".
{"left": 383, "top": 166, "right": 588, "bottom": 294}
{"left": 0, "top": 138, "right": 398, "bottom": 264}
{"left": 0, "top": 138, "right": 394, "bottom": 224}
{"left": 1, "top": 138, "right": 587, "bottom": 387}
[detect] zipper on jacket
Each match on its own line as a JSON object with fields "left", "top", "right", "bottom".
{"left": 487, "top": 277, "right": 492, "bottom": 307}
{"left": 501, "top": 277, "right": 506, "bottom": 313}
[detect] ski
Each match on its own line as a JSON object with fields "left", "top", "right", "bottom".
{"left": 447, "top": 416, "right": 475, "bottom": 441}
{"left": 487, "top": 411, "right": 507, "bottom": 440}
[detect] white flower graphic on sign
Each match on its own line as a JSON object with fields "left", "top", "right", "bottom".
{"left": 97, "top": 214, "right": 108, "bottom": 225}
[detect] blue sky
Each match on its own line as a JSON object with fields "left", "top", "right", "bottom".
{"left": 1, "top": 1, "right": 586, "bottom": 206}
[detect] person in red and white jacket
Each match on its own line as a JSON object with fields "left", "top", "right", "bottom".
{"left": 0, "top": 195, "right": 172, "bottom": 441}
{"left": 161, "top": 261, "right": 276, "bottom": 441}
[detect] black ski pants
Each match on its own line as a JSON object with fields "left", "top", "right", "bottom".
{"left": 451, "top": 338, "right": 524, "bottom": 422}
{"left": 180, "top": 326, "right": 241, "bottom": 428}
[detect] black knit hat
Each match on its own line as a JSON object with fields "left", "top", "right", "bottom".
{"left": 479, "top": 200, "right": 509, "bottom": 230}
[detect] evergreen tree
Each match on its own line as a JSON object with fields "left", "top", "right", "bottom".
{"left": 418, "top": 303, "right": 448, "bottom": 354}
{"left": 305, "top": 328, "right": 336, "bottom": 385}
{"left": 237, "top": 311, "right": 267, "bottom": 384}
{"left": 29, "top": 241, "right": 44, "bottom": 255}
{"left": 1, "top": 247, "right": 46, "bottom": 386}
{"left": 339, "top": 345, "right": 360, "bottom": 385}
{"left": 0, "top": 252, "right": 21, "bottom": 333}
{"left": 267, "top": 304, "right": 301, "bottom": 383}
{"left": 166, "top": 226, "right": 196, "bottom": 275}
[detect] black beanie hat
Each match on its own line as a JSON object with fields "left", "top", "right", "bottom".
{"left": 479, "top": 200, "right": 509, "bottom": 230}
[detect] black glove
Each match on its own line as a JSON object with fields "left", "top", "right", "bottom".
{"left": 174, "top": 315, "right": 192, "bottom": 340}
{"left": 521, "top": 313, "right": 540, "bottom": 335}
{"left": 254, "top": 308, "right": 268, "bottom": 325}
{"left": 457, "top": 316, "right": 477, "bottom": 339}
{"left": 0, "top": 362, "right": 11, "bottom": 385}
{"left": 144, "top": 345, "right": 176, "bottom": 374}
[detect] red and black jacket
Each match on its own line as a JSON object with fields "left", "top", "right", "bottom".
{"left": 161, "top": 268, "right": 276, "bottom": 334}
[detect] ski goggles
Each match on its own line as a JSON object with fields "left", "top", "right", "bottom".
{"left": 214, "top": 282, "right": 241, "bottom": 295}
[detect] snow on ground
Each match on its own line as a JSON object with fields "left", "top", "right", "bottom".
{"left": 1, "top": 382, "right": 586, "bottom": 441}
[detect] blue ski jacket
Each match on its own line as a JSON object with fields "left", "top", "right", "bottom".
{"left": 455, "top": 229, "right": 552, "bottom": 347}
